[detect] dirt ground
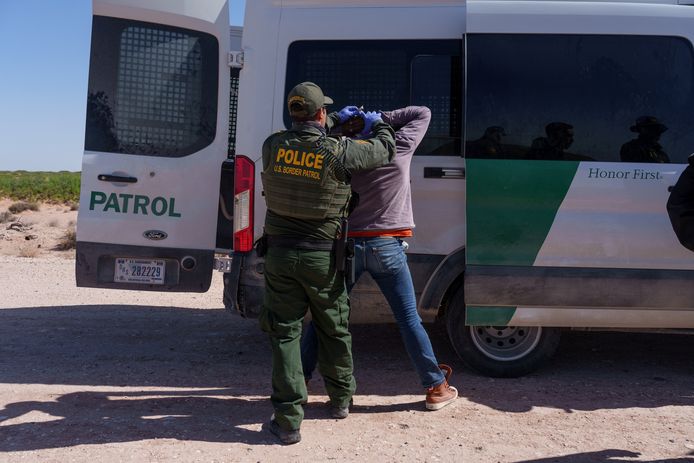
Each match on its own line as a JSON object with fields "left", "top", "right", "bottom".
{"left": 0, "top": 201, "right": 693, "bottom": 462}
{"left": 0, "top": 199, "right": 77, "bottom": 259}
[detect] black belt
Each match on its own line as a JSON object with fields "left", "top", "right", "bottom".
{"left": 266, "top": 235, "right": 335, "bottom": 251}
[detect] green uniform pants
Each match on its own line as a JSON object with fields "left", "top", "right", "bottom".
{"left": 259, "top": 246, "right": 356, "bottom": 431}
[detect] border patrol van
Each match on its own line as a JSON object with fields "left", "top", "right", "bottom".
{"left": 77, "top": 0, "right": 694, "bottom": 377}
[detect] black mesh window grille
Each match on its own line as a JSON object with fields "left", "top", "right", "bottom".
{"left": 115, "top": 27, "right": 203, "bottom": 154}
{"left": 411, "top": 55, "right": 463, "bottom": 155}
{"left": 85, "top": 16, "right": 218, "bottom": 157}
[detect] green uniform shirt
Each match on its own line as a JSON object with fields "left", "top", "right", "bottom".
{"left": 262, "top": 119, "right": 395, "bottom": 239}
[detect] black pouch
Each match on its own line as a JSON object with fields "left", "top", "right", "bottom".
{"left": 254, "top": 234, "right": 268, "bottom": 257}
{"left": 335, "top": 218, "right": 349, "bottom": 272}
{"left": 345, "top": 239, "right": 356, "bottom": 286}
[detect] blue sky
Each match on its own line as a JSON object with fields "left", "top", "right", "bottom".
{"left": 0, "top": 1, "right": 245, "bottom": 172}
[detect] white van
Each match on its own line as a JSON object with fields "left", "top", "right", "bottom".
{"left": 77, "top": 0, "right": 694, "bottom": 377}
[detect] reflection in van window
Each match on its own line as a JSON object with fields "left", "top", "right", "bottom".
{"left": 85, "top": 16, "right": 218, "bottom": 157}
{"left": 285, "top": 40, "right": 463, "bottom": 156}
{"left": 466, "top": 126, "right": 506, "bottom": 157}
{"left": 620, "top": 116, "right": 670, "bottom": 163}
{"left": 466, "top": 34, "right": 694, "bottom": 163}
{"left": 526, "top": 122, "right": 576, "bottom": 161}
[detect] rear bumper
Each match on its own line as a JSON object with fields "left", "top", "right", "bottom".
{"left": 76, "top": 241, "right": 213, "bottom": 292}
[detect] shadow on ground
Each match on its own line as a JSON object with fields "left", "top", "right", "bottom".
{"left": 510, "top": 448, "right": 694, "bottom": 463}
{"left": 0, "top": 304, "right": 692, "bottom": 451}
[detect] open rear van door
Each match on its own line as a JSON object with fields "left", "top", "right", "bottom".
{"left": 76, "top": 0, "right": 229, "bottom": 292}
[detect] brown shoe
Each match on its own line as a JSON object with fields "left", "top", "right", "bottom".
{"left": 425, "top": 364, "right": 458, "bottom": 411}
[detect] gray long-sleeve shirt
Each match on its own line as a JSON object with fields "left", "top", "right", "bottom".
{"left": 348, "top": 106, "right": 431, "bottom": 233}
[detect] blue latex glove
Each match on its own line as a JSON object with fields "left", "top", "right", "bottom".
{"left": 336, "top": 106, "right": 361, "bottom": 123}
{"left": 360, "top": 111, "right": 382, "bottom": 137}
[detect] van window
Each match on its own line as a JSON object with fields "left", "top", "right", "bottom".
{"left": 85, "top": 16, "right": 218, "bottom": 157}
{"left": 285, "top": 40, "right": 463, "bottom": 156}
{"left": 466, "top": 34, "right": 694, "bottom": 163}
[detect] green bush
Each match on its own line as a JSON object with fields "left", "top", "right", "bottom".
{"left": 0, "top": 171, "right": 80, "bottom": 203}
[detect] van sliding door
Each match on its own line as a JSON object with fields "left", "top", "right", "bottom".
{"left": 464, "top": 33, "right": 694, "bottom": 323}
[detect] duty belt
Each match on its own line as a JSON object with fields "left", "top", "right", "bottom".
{"left": 266, "top": 235, "right": 335, "bottom": 251}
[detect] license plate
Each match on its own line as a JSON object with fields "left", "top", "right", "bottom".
{"left": 114, "top": 258, "right": 165, "bottom": 285}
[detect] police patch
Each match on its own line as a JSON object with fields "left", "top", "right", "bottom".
{"left": 273, "top": 146, "right": 324, "bottom": 181}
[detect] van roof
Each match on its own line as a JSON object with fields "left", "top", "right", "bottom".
{"left": 275, "top": 0, "right": 686, "bottom": 6}
{"left": 276, "top": 0, "right": 463, "bottom": 6}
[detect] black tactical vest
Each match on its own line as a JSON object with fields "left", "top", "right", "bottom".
{"left": 261, "top": 131, "right": 352, "bottom": 220}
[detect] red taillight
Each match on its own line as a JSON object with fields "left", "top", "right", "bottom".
{"left": 233, "top": 155, "right": 255, "bottom": 252}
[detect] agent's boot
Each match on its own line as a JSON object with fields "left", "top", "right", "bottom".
{"left": 266, "top": 418, "right": 301, "bottom": 445}
{"left": 329, "top": 397, "right": 353, "bottom": 419}
{"left": 425, "top": 364, "right": 458, "bottom": 411}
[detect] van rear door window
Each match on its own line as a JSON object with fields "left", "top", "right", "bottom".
{"left": 85, "top": 16, "right": 218, "bottom": 157}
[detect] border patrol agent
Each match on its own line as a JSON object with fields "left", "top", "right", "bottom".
{"left": 260, "top": 82, "right": 395, "bottom": 445}
{"left": 667, "top": 154, "right": 694, "bottom": 250}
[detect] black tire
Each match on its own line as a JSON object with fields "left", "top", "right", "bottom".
{"left": 446, "top": 285, "right": 561, "bottom": 377}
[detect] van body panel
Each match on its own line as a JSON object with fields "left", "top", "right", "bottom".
{"left": 468, "top": 306, "right": 694, "bottom": 328}
{"left": 93, "top": 0, "right": 229, "bottom": 25}
{"left": 77, "top": 0, "right": 230, "bottom": 290}
{"left": 465, "top": 265, "right": 694, "bottom": 310}
{"left": 468, "top": 1, "right": 694, "bottom": 33}
{"left": 535, "top": 163, "right": 693, "bottom": 269}
{"left": 277, "top": 0, "right": 464, "bottom": 7}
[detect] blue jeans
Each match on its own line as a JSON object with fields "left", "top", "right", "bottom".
{"left": 301, "top": 237, "right": 445, "bottom": 388}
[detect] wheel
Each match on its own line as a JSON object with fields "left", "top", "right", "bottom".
{"left": 446, "top": 285, "right": 561, "bottom": 377}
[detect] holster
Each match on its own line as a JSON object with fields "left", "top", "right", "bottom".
{"left": 254, "top": 234, "right": 268, "bottom": 257}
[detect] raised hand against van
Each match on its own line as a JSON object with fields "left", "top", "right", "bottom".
{"left": 337, "top": 106, "right": 362, "bottom": 123}
{"left": 360, "top": 111, "right": 382, "bottom": 137}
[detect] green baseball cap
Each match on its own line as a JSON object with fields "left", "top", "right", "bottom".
{"left": 287, "top": 82, "right": 334, "bottom": 118}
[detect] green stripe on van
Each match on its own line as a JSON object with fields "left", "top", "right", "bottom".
{"left": 466, "top": 306, "right": 516, "bottom": 326}
{"left": 466, "top": 159, "right": 579, "bottom": 266}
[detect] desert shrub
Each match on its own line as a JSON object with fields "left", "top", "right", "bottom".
{"left": 55, "top": 227, "right": 77, "bottom": 251}
{"left": 9, "top": 201, "right": 39, "bottom": 214}
{"left": 0, "top": 211, "right": 15, "bottom": 223}
{"left": 18, "top": 244, "right": 40, "bottom": 258}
